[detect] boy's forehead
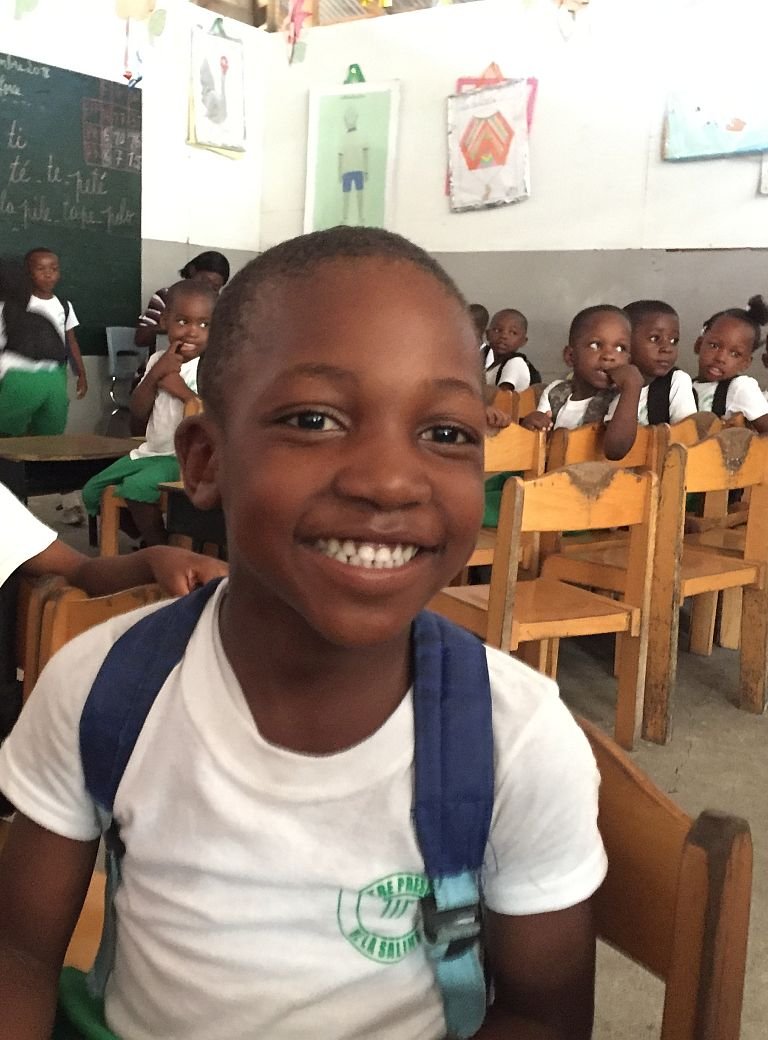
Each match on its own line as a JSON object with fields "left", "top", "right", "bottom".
{"left": 576, "top": 312, "right": 629, "bottom": 340}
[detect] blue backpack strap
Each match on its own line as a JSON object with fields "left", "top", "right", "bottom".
{"left": 412, "top": 610, "right": 494, "bottom": 1040}
{"left": 79, "top": 577, "right": 223, "bottom": 998}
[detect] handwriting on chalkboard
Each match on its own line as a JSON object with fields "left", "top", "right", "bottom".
{"left": 1, "top": 113, "right": 139, "bottom": 236}
{"left": 82, "top": 83, "right": 142, "bottom": 174}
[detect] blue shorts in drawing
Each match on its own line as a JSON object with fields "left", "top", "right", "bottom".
{"left": 337, "top": 872, "right": 429, "bottom": 964}
{"left": 342, "top": 170, "right": 364, "bottom": 193}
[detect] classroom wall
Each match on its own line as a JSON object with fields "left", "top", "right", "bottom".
{"left": 0, "top": 0, "right": 263, "bottom": 431}
{"left": 259, "top": 0, "right": 768, "bottom": 382}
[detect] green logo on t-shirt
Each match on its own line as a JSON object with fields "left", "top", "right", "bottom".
{"left": 337, "top": 872, "right": 429, "bottom": 964}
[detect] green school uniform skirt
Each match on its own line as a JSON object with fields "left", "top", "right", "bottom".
{"left": 0, "top": 366, "right": 68, "bottom": 437}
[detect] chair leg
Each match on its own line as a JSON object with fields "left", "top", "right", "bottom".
{"left": 614, "top": 633, "right": 645, "bottom": 752}
{"left": 717, "top": 588, "right": 742, "bottom": 650}
{"left": 99, "top": 487, "right": 121, "bottom": 558}
{"left": 613, "top": 633, "right": 623, "bottom": 677}
{"left": 545, "top": 639, "right": 560, "bottom": 679}
{"left": 517, "top": 641, "right": 548, "bottom": 674}
{"left": 737, "top": 585, "right": 768, "bottom": 713}
{"left": 689, "top": 592, "right": 718, "bottom": 655}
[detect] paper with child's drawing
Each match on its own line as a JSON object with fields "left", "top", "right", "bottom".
{"left": 447, "top": 80, "right": 530, "bottom": 213}
{"left": 188, "top": 27, "right": 246, "bottom": 156}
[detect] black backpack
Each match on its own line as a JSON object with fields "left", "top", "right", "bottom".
{"left": 491, "top": 351, "right": 542, "bottom": 387}
{"left": 646, "top": 368, "right": 677, "bottom": 425}
{"left": 2, "top": 297, "right": 69, "bottom": 364}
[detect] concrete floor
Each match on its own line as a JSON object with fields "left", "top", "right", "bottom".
{"left": 29, "top": 496, "right": 768, "bottom": 1038}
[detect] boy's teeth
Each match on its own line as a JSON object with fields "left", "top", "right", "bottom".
{"left": 313, "top": 539, "right": 420, "bottom": 569}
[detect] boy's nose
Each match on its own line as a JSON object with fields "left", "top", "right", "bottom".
{"left": 333, "top": 435, "right": 432, "bottom": 510}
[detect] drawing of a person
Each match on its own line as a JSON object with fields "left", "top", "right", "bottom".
{"left": 338, "top": 106, "right": 369, "bottom": 225}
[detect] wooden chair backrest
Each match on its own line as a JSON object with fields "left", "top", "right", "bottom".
{"left": 581, "top": 716, "right": 752, "bottom": 1039}
{"left": 682, "top": 428, "right": 768, "bottom": 495}
{"left": 667, "top": 411, "right": 722, "bottom": 447}
{"left": 37, "top": 583, "right": 167, "bottom": 677}
{"left": 18, "top": 575, "right": 68, "bottom": 700}
{"left": 183, "top": 395, "right": 204, "bottom": 418}
{"left": 483, "top": 423, "right": 546, "bottom": 478}
{"left": 506, "top": 383, "right": 543, "bottom": 423}
{"left": 487, "top": 464, "right": 657, "bottom": 649}
{"left": 547, "top": 422, "right": 668, "bottom": 473}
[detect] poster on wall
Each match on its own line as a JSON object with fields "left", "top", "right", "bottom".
{"left": 447, "top": 80, "right": 530, "bottom": 212}
{"left": 188, "top": 26, "right": 246, "bottom": 155}
{"left": 304, "top": 82, "right": 400, "bottom": 233}
{"left": 663, "top": 85, "right": 768, "bottom": 161}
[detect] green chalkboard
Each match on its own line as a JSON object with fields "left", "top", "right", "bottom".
{"left": 0, "top": 51, "right": 141, "bottom": 355}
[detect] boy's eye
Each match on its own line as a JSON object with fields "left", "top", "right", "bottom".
{"left": 421, "top": 425, "right": 473, "bottom": 446}
{"left": 649, "top": 334, "right": 660, "bottom": 343}
{"left": 616, "top": 344, "right": 629, "bottom": 352}
{"left": 587, "top": 341, "right": 600, "bottom": 351}
{"left": 282, "top": 411, "right": 343, "bottom": 432}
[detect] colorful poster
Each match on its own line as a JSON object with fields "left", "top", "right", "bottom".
{"left": 664, "top": 86, "right": 768, "bottom": 161}
{"left": 188, "top": 26, "right": 246, "bottom": 155}
{"left": 304, "top": 82, "right": 399, "bottom": 232}
{"left": 447, "top": 80, "right": 530, "bottom": 213}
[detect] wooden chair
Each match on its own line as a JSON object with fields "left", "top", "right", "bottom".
{"left": 582, "top": 716, "right": 752, "bottom": 1039}
{"left": 506, "top": 382, "right": 543, "bottom": 423}
{"left": 18, "top": 575, "right": 68, "bottom": 699}
{"left": 35, "top": 583, "right": 167, "bottom": 681}
{"left": 464, "top": 423, "right": 547, "bottom": 573}
{"left": 542, "top": 430, "right": 768, "bottom": 742}
{"left": 491, "top": 387, "right": 514, "bottom": 420}
{"left": 547, "top": 421, "right": 668, "bottom": 473}
{"left": 65, "top": 871, "right": 106, "bottom": 970}
{"left": 430, "top": 463, "right": 658, "bottom": 749}
{"left": 667, "top": 411, "right": 722, "bottom": 448}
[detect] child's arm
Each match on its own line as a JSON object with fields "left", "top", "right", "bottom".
{"left": 22, "top": 538, "right": 227, "bottom": 597}
{"left": 156, "top": 372, "right": 197, "bottom": 403}
{"left": 0, "top": 815, "right": 99, "bottom": 1039}
{"left": 65, "top": 328, "right": 87, "bottom": 399}
{"left": 603, "top": 365, "right": 643, "bottom": 460}
{"left": 129, "top": 343, "right": 183, "bottom": 425}
{"left": 472, "top": 904, "right": 595, "bottom": 1038}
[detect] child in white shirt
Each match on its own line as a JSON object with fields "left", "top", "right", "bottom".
{"left": 692, "top": 296, "right": 768, "bottom": 433}
{"left": 522, "top": 304, "right": 643, "bottom": 460}
{"left": 82, "top": 280, "right": 215, "bottom": 545}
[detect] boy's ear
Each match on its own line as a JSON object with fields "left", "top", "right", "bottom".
{"left": 562, "top": 343, "right": 574, "bottom": 368}
{"left": 175, "top": 414, "right": 222, "bottom": 510}
{"left": 694, "top": 336, "right": 702, "bottom": 356}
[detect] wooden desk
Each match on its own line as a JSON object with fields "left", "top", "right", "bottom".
{"left": 159, "top": 481, "right": 227, "bottom": 557}
{"left": 0, "top": 435, "right": 140, "bottom": 501}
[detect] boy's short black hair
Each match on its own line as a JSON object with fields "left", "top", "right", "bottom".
{"left": 24, "top": 246, "right": 56, "bottom": 267}
{"left": 702, "top": 295, "right": 768, "bottom": 352}
{"left": 202, "top": 226, "right": 467, "bottom": 418}
{"left": 468, "top": 303, "right": 489, "bottom": 335}
{"left": 623, "top": 299, "right": 678, "bottom": 326}
{"left": 180, "top": 250, "right": 231, "bottom": 284}
{"left": 490, "top": 308, "right": 528, "bottom": 332}
{"left": 165, "top": 279, "right": 217, "bottom": 313}
{"left": 569, "top": 304, "right": 628, "bottom": 344}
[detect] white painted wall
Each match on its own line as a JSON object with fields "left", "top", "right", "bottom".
{"left": 0, "top": 0, "right": 266, "bottom": 253}
{"left": 260, "top": 0, "right": 768, "bottom": 252}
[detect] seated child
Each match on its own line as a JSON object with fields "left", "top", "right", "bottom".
{"left": 613, "top": 299, "right": 697, "bottom": 425}
{"left": 468, "top": 302, "right": 489, "bottom": 362}
{"left": 692, "top": 296, "right": 768, "bottom": 433}
{"left": 82, "top": 280, "right": 215, "bottom": 545}
{"left": 0, "top": 227, "right": 605, "bottom": 1040}
{"left": 522, "top": 304, "right": 643, "bottom": 460}
{"left": 484, "top": 309, "right": 541, "bottom": 391}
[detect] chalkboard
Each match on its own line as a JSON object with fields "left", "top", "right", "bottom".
{"left": 0, "top": 51, "right": 141, "bottom": 355}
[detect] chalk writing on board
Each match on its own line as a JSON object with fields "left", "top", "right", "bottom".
{"left": 82, "top": 82, "right": 142, "bottom": 173}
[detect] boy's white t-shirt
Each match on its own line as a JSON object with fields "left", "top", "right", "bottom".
{"left": 604, "top": 369, "right": 698, "bottom": 425}
{"left": 0, "top": 295, "right": 78, "bottom": 376}
{"left": 131, "top": 351, "right": 200, "bottom": 459}
{"left": 0, "top": 482, "right": 56, "bottom": 584}
{"left": 537, "top": 380, "right": 595, "bottom": 430}
{"left": 485, "top": 356, "right": 531, "bottom": 391}
{"left": 692, "top": 374, "right": 768, "bottom": 421}
{"left": 0, "top": 582, "right": 607, "bottom": 1040}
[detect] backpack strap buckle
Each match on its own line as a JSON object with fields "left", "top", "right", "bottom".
{"left": 421, "top": 892, "right": 481, "bottom": 959}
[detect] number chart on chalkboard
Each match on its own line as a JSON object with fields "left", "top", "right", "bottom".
{"left": 0, "top": 51, "right": 141, "bottom": 355}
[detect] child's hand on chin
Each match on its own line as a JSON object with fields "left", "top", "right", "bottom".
{"left": 607, "top": 364, "right": 643, "bottom": 391}
{"left": 520, "top": 410, "right": 553, "bottom": 432}
{"left": 485, "top": 405, "right": 512, "bottom": 430}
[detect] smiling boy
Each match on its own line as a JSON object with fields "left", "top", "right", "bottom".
{"left": 0, "top": 229, "right": 605, "bottom": 1040}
